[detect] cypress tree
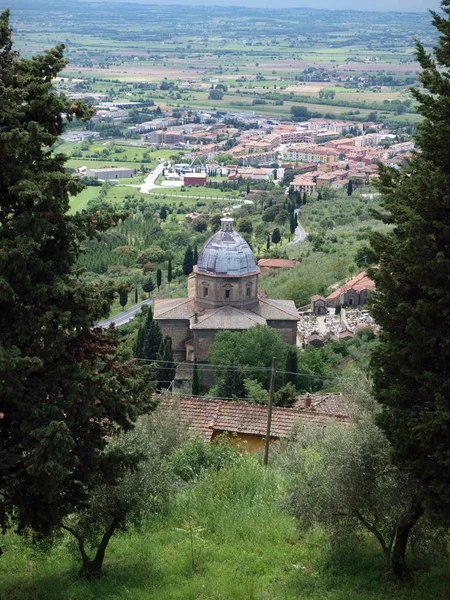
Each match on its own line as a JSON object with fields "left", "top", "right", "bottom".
{"left": 142, "top": 277, "right": 154, "bottom": 296}
{"left": 266, "top": 234, "right": 271, "bottom": 250}
{"left": 156, "top": 268, "right": 162, "bottom": 290}
{"left": 135, "top": 306, "right": 153, "bottom": 359}
{"left": 218, "top": 365, "right": 245, "bottom": 399}
{"left": 0, "top": 12, "right": 152, "bottom": 537}
{"left": 183, "top": 246, "right": 194, "bottom": 275}
{"left": 284, "top": 347, "right": 298, "bottom": 388}
{"left": 347, "top": 179, "right": 353, "bottom": 196}
{"left": 193, "top": 245, "right": 198, "bottom": 265}
{"left": 192, "top": 356, "right": 200, "bottom": 396}
{"left": 135, "top": 287, "right": 138, "bottom": 304}
{"left": 156, "top": 336, "right": 176, "bottom": 391}
{"left": 272, "top": 228, "right": 281, "bottom": 247}
{"left": 290, "top": 212, "right": 296, "bottom": 235}
{"left": 143, "top": 318, "right": 163, "bottom": 363}
{"left": 119, "top": 290, "right": 128, "bottom": 310}
{"left": 167, "top": 258, "right": 172, "bottom": 287}
{"left": 369, "top": 2, "right": 450, "bottom": 569}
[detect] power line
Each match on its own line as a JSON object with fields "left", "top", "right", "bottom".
{"left": 134, "top": 357, "right": 333, "bottom": 381}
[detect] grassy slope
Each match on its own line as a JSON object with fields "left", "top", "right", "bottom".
{"left": 1, "top": 460, "right": 449, "bottom": 600}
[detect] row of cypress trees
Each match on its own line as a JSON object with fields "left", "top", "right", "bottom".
{"left": 135, "top": 307, "right": 176, "bottom": 391}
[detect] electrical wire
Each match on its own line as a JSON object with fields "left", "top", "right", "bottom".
{"left": 135, "top": 357, "right": 333, "bottom": 381}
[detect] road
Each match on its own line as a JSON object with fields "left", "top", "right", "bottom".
{"left": 139, "top": 162, "right": 165, "bottom": 193}
{"left": 97, "top": 298, "right": 154, "bottom": 329}
{"left": 288, "top": 208, "right": 307, "bottom": 245}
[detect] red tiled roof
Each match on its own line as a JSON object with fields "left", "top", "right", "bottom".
{"left": 257, "top": 259, "right": 298, "bottom": 269}
{"left": 294, "top": 393, "right": 353, "bottom": 418}
{"left": 326, "top": 271, "right": 375, "bottom": 300}
{"left": 156, "top": 395, "right": 347, "bottom": 442}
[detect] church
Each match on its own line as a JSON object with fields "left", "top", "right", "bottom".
{"left": 154, "top": 218, "right": 299, "bottom": 363}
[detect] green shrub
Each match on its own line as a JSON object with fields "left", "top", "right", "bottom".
{"left": 167, "top": 435, "right": 240, "bottom": 482}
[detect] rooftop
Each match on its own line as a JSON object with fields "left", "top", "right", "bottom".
{"left": 156, "top": 395, "right": 349, "bottom": 443}
{"left": 197, "top": 218, "right": 258, "bottom": 277}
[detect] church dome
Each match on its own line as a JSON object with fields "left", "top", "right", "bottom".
{"left": 197, "top": 217, "right": 257, "bottom": 276}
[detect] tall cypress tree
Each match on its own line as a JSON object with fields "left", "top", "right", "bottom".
{"left": 167, "top": 258, "right": 172, "bottom": 287}
{"left": 347, "top": 179, "right": 353, "bottom": 196}
{"left": 156, "top": 336, "right": 176, "bottom": 391}
{"left": 143, "top": 319, "right": 163, "bottom": 363}
{"left": 0, "top": 11, "right": 153, "bottom": 537}
{"left": 192, "top": 356, "right": 200, "bottom": 396}
{"left": 284, "top": 347, "right": 298, "bottom": 388}
{"left": 135, "top": 306, "right": 152, "bottom": 358}
{"left": 289, "top": 212, "right": 296, "bottom": 235}
{"left": 369, "top": 1, "right": 450, "bottom": 576}
{"left": 183, "top": 246, "right": 194, "bottom": 275}
{"left": 193, "top": 245, "right": 198, "bottom": 265}
{"left": 156, "top": 268, "right": 162, "bottom": 290}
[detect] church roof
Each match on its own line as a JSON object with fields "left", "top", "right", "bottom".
{"left": 197, "top": 217, "right": 257, "bottom": 276}
{"left": 253, "top": 298, "right": 300, "bottom": 321}
{"left": 190, "top": 305, "right": 266, "bottom": 330}
{"left": 154, "top": 298, "right": 196, "bottom": 320}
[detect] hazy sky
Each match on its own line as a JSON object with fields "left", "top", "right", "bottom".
{"left": 113, "top": 0, "right": 441, "bottom": 12}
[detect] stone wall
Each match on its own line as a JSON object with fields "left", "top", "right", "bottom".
{"left": 158, "top": 318, "right": 191, "bottom": 361}
{"left": 195, "top": 272, "right": 259, "bottom": 310}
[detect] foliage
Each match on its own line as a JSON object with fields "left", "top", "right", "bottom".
{"left": 274, "top": 382, "right": 297, "bottom": 407}
{"left": 208, "top": 326, "right": 289, "bottom": 390}
{"left": 167, "top": 435, "right": 240, "bottom": 482}
{"left": 369, "top": 1, "right": 450, "bottom": 524}
{"left": 281, "top": 413, "right": 423, "bottom": 576}
{"left": 156, "top": 336, "right": 176, "bottom": 391}
{"left": 135, "top": 306, "right": 162, "bottom": 362}
{"left": 243, "top": 378, "right": 270, "bottom": 404}
{"left": 61, "top": 404, "right": 183, "bottom": 578}
{"left": 0, "top": 11, "right": 153, "bottom": 537}
{"left": 284, "top": 346, "right": 298, "bottom": 388}
{"left": 138, "top": 246, "right": 166, "bottom": 266}
{"left": 183, "top": 245, "right": 194, "bottom": 275}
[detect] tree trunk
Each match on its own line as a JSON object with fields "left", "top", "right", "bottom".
{"left": 79, "top": 517, "right": 121, "bottom": 579}
{"left": 391, "top": 501, "right": 423, "bottom": 580}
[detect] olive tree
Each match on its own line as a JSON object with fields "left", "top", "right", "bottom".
{"left": 281, "top": 413, "right": 423, "bottom": 577}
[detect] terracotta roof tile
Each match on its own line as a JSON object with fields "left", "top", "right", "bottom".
{"left": 253, "top": 298, "right": 299, "bottom": 321}
{"left": 294, "top": 393, "right": 353, "bottom": 418}
{"left": 191, "top": 305, "right": 266, "bottom": 330}
{"left": 156, "top": 395, "right": 348, "bottom": 443}
{"left": 326, "top": 271, "right": 375, "bottom": 301}
{"left": 154, "top": 298, "right": 196, "bottom": 320}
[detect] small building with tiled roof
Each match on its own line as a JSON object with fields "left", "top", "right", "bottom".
{"left": 157, "top": 395, "right": 348, "bottom": 453}
{"left": 326, "top": 271, "right": 375, "bottom": 308}
{"left": 257, "top": 258, "right": 299, "bottom": 273}
{"left": 154, "top": 218, "right": 299, "bottom": 364}
{"left": 294, "top": 392, "right": 353, "bottom": 418}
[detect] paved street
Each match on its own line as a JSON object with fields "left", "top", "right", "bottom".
{"left": 288, "top": 208, "right": 307, "bottom": 245}
{"left": 97, "top": 298, "right": 153, "bottom": 329}
{"left": 139, "top": 162, "right": 165, "bottom": 193}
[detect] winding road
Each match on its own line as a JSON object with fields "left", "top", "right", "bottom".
{"left": 288, "top": 208, "right": 307, "bottom": 245}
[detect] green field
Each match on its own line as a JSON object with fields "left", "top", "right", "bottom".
{"left": 1, "top": 457, "right": 449, "bottom": 600}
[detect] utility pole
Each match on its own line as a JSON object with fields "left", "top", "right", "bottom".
{"left": 264, "top": 356, "right": 276, "bottom": 467}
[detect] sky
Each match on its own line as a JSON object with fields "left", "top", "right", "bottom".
{"left": 109, "top": 0, "right": 441, "bottom": 12}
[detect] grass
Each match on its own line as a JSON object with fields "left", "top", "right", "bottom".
{"left": 1, "top": 459, "right": 450, "bottom": 600}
